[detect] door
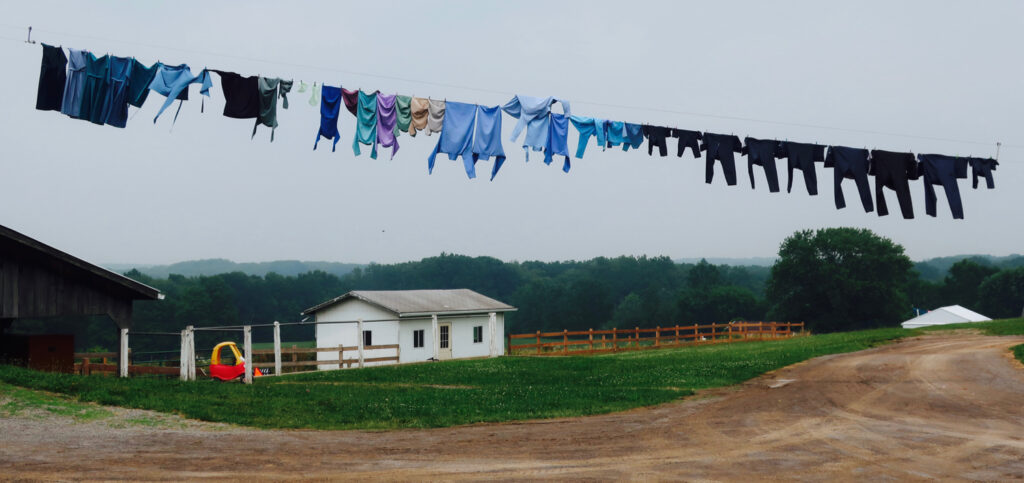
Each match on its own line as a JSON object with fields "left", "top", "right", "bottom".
{"left": 438, "top": 323, "right": 452, "bottom": 360}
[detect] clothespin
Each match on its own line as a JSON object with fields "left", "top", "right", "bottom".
{"left": 995, "top": 142, "right": 1002, "bottom": 161}
{"left": 25, "top": 26, "right": 36, "bottom": 44}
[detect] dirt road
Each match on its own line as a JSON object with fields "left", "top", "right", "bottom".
{"left": 2, "top": 333, "right": 1023, "bottom": 480}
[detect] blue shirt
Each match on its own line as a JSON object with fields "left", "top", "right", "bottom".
{"left": 622, "top": 123, "right": 644, "bottom": 151}
{"left": 569, "top": 116, "right": 607, "bottom": 159}
{"left": 150, "top": 63, "right": 212, "bottom": 124}
{"left": 352, "top": 90, "right": 378, "bottom": 157}
{"left": 502, "top": 95, "right": 571, "bottom": 160}
{"left": 428, "top": 101, "right": 477, "bottom": 177}
{"left": 472, "top": 105, "right": 506, "bottom": 181}
{"left": 315, "top": 84, "right": 342, "bottom": 152}
{"left": 544, "top": 113, "right": 570, "bottom": 172}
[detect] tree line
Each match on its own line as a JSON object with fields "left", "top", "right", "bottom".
{"left": 15, "top": 228, "right": 1023, "bottom": 351}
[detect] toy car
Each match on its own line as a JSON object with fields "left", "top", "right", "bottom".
{"left": 209, "top": 341, "right": 264, "bottom": 381}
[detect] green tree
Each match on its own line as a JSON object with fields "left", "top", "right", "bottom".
{"left": 941, "top": 259, "right": 999, "bottom": 310}
{"left": 765, "top": 228, "right": 913, "bottom": 332}
{"left": 977, "top": 268, "right": 1024, "bottom": 318}
{"left": 677, "top": 285, "right": 763, "bottom": 324}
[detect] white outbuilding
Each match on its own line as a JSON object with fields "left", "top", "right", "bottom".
{"left": 900, "top": 304, "right": 992, "bottom": 329}
{"left": 302, "top": 289, "right": 516, "bottom": 368}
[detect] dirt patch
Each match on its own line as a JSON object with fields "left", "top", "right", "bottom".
{"left": 2, "top": 333, "right": 1023, "bottom": 480}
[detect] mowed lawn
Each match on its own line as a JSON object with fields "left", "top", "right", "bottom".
{"left": 0, "top": 319, "right": 1021, "bottom": 430}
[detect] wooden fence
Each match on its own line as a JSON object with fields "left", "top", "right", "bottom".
{"left": 73, "top": 351, "right": 179, "bottom": 376}
{"left": 251, "top": 344, "right": 400, "bottom": 372}
{"left": 508, "top": 321, "right": 805, "bottom": 356}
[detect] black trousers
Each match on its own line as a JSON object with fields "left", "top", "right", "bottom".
{"left": 918, "top": 154, "right": 968, "bottom": 219}
{"left": 826, "top": 146, "right": 873, "bottom": 212}
{"left": 870, "top": 150, "right": 917, "bottom": 219}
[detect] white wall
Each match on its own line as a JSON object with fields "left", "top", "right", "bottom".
{"left": 397, "top": 318, "right": 434, "bottom": 363}
{"left": 315, "top": 299, "right": 399, "bottom": 369}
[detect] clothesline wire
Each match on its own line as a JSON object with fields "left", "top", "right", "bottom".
{"left": 11, "top": 24, "right": 1021, "bottom": 151}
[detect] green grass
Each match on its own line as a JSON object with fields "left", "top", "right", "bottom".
{"left": 0, "top": 320, "right": 1019, "bottom": 431}
{"left": 916, "top": 317, "right": 1024, "bottom": 336}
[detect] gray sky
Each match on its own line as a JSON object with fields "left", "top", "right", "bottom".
{"left": 0, "top": 0, "right": 1021, "bottom": 265}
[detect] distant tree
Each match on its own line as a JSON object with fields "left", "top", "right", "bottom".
{"left": 765, "top": 228, "right": 913, "bottom": 332}
{"left": 977, "top": 268, "right": 1024, "bottom": 318}
{"left": 941, "top": 259, "right": 999, "bottom": 310}
{"left": 677, "top": 285, "right": 763, "bottom": 324}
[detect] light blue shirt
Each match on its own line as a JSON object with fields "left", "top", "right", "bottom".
{"left": 502, "top": 95, "right": 571, "bottom": 161}
{"left": 150, "top": 63, "right": 212, "bottom": 124}
{"left": 569, "top": 116, "right": 607, "bottom": 159}
{"left": 428, "top": 101, "right": 476, "bottom": 177}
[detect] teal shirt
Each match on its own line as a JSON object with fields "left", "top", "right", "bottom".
{"left": 352, "top": 90, "right": 378, "bottom": 158}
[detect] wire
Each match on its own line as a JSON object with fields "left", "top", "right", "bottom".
{"left": 16, "top": 25, "right": 1022, "bottom": 151}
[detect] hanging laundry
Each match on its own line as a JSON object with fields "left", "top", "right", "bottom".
{"left": 308, "top": 82, "right": 319, "bottom": 107}
{"left": 700, "top": 133, "right": 743, "bottom": 186}
{"left": 869, "top": 150, "right": 918, "bottom": 219}
{"left": 643, "top": 125, "right": 673, "bottom": 157}
{"left": 569, "top": 116, "right": 607, "bottom": 158}
{"left": 918, "top": 154, "right": 968, "bottom": 219}
{"left": 342, "top": 88, "right": 359, "bottom": 116}
{"left": 150, "top": 63, "right": 212, "bottom": 124}
{"left": 472, "top": 104, "right": 506, "bottom": 181}
{"left": 352, "top": 90, "right": 378, "bottom": 157}
{"left": 314, "top": 84, "right": 341, "bottom": 152}
{"left": 622, "top": 123, "right": 644, "bottom": 151}
{"left": 408, "top": 97, "right": 430, "bottom": 136}
{"left": 212, "top": 70, "right": 259, "bottom": 119}
{"left": 967, "top": 157, "right": 998, "bottom": 189}
{"left": 502, "top": 95, "right": 570, "bottom": 160}
{"left": 375, "top": 93, "right": 400, "bottom": 159}
{"left": 100, "top": 56, "right": 133, "bottom": 128}
{"left": 60, "top": 48, "right": 88, "bottom": 118}
{"left": 605, "top": 121, "right": 627, "bottom": 148}
{"left": 675, "top": 129, "right": 703, "bottom": 158}
{"left": 544, "top": 113, "right": 571, "bottom": 172}
{"left": 778, "top": 141, "right": 827, "bottom": 195}
{"left": 77, "top": 53, "right": 110, "bottom": 124}
{"left": 742, "top": 137, "right": 782, "bottom": 192}
{"left": 126, "top": 59, "right": 157, "bottom": 108}
{"left": 252, "top": 77, "right": 292, "bottom": 142}
{"left": 36, "top": 44, "right": 67, "bottom": 112}
{"left": 394, "top": 95, "right": 412, "bottom": 136}
{"left": 426, "top": 98, "right": 445, "bottom": 136}
{"left": 825, "top": 146, "right": 874, "bottom": 212}
{"left": 427, "top": 100, "right": 476, "bottom": 177}
{"left": 297, "top": 81, "right": 308, "bottom": 93}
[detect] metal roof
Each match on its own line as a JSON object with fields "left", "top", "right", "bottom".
{"left": 0, "top": 224, "right": 162, "bottom": 301}
{"left": 302, "top": 289, "right": 516, "bottom": 317}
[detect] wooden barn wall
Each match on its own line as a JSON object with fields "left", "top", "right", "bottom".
{"left": 0, "top": 249, "right": 134, "bottom": 329}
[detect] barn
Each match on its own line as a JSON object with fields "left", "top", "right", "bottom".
{"left": 302, "top": 289, "right": 516, "bottom": 367}
{"left": 0, "top": 224, "right": 162, "bottom": 374}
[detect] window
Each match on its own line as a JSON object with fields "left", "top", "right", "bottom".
{"left": 363, "top": 330, "right": 372, "bottom": 347}
{"left": 440, "top": 325, "right": 449, "bottom": 349}
{"left": 473, "top": 326, "right": 483, "bottom": 343}
{"left": 413, "top": 329, "right": 424, "bottom": 348}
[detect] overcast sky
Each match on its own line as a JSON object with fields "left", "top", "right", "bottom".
{"left": 0, "top": 1, "right": 1021, "bottom": 266}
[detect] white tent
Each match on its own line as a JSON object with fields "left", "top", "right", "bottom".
{"left": 901, "top": 305, "right": 992, "bottom": 329}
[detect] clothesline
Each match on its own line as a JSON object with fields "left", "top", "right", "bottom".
{"left": 30, "top": 40, "right": 1002, "bottom": 221}
{"left": 10, "top": 24, "right": 1015, "bottom": 150}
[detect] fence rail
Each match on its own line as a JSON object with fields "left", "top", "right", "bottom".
{"left": 251, "top": 344, "right": 400, "bottom": 371}
{"left": 508, "top": 321, "right": 804, "bottom": 356}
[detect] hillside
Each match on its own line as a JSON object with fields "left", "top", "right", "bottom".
{"left": 104, "top": 259, "right": 363, "bottom": 279}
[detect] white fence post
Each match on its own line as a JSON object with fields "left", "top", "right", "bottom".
{"left": 186, "top": 325, "right": 195, "bottom": 381}
{"left": 357, "top": 318, "right": 365, "bottom": 368}
{"left": 273, "top": 321, "right": 282, "bottom": 376}
{"left": 431, "top": 314, "right": 439, "bottom": 360}
{"left": 180, "top": 329, "right": 189, "bottom": 381}
{"left": 243, "top": 325, "right": 253, "bottom": 384}
{"left": 488, "top": 312, "right": 497, "bottom": 357}
{"left": 119, "top": 328, "right": 129, "bottom": 378}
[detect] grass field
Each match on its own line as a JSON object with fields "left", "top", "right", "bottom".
{"left": 0, "top": 319, "right": 1020, "bottom": 430}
